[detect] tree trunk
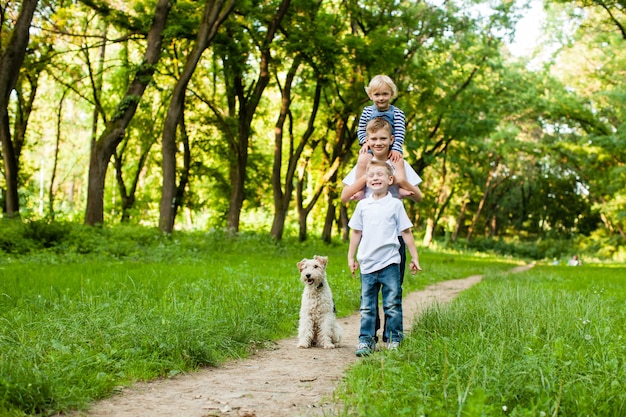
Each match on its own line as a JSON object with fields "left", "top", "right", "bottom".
{"left": 296, "top": 117, "right": 353, "bottom": 241}
{"left": 172, "top": 115, "right": 191, "bottom": 222}
{"left": 467, "top": 159, "right": 500, "bottom": 242}
{"left": 48, "top": 89, "right": 68, "bottom": 219}
{"left": 340, "top": 205, "right": 349, "bottom": 242}
{"left": 226, "top": 0, "right": 292, "bottom": 232}
{"left": 269, "top": 59, "right": 323, "bottom": 240}
{"left": 0, "top": 0, "right": 38, "bottom": 219}
{"left": 422, "top": 218, "right": 434, "bottom": 246}
{"left": 452, "top": 195, "right": 469, "bottom": 242}
{"left": 159, "top": 0, "right": 235, "bottom": 233}
{"left": 321, "top": 175, "right": 338, "bottom": 243}
{"left": 84, "top": 0, "right": 172, "bottom": 225}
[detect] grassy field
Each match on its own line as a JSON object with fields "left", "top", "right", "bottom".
{"left": 333, "top": 264, "right": 626, "bottom": 416}
{"left": 0, "top": 229, "right": 521, "bottom": 416}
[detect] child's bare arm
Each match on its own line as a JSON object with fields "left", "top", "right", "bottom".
{"left": 391, "top": 159, "right": 423, "bottom": 202}
{"left": 400, "top": 228, "right": 422, "bottom": 273}
{"left": 348, "top": 229, "right": 362, "bottom": 275}
{"left": 341, "top": 173, "right": 368, "bottom": 203}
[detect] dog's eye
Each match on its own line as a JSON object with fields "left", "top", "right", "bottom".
{"left": 314, "top": 265, "right": 319, "bottom": 268}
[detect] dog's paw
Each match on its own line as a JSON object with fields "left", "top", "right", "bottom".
{"left": 322, "top": 343, "right": 337, "bottom": 349}
{"left": 297, "top": 341, "right": 311, "bottom": 348}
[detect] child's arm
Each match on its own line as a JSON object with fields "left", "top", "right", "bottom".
{"left": 399, "top": 183, "right": 423, "bottom": 203}
{"left": 400, "top": 228, "right": 422, "bottom": 273}
{"left": 357, "top": 107, "right": 371, "bottom": 146}
{"left": 348, "top": 229, "right": 362, "bottom": 275}
{"left": 341, "top": 173, "right": 367, "bottom": 203}
{"left": 391, "top": 108, "right": 406, "bottom": 155}
{"left": 391, "top": 159, "right": 423, "bottom": 203}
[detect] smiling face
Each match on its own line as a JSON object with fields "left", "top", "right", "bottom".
{"left": 366, "top": 162, "right": 394, "bottom": 194}
{"left": 368, "top": 85, "right": 393, "bottom": 111}
{"left": 365, "top": 124, "right": 394, "bottom": 160}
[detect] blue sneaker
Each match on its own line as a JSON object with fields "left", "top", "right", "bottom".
{"left": 355, "top": 342, "right": 374, "bottom": 357}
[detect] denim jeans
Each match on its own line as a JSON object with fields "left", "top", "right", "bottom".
{"left": 375, "top": 236, "right": 405, "bottom": 342}
{"left": 359, "top": 263, "right": 404, "bottom": 346}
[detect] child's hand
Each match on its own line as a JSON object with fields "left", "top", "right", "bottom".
{"left": 350, "top": 190, "right": 366, "bottom": 201}
{"left": 409, "top": 260, "right": 422, "bottom": 274}
{"left": 390, "top": 158, "right": 407, "bottom": 184}
{"left": 348, "top": 260, "right": 359, "bottom": 276}
{"left": 389, "top": 150, "right": 403, "bottom": 162}
{"left": 398, "top": 188, "right": 414, "bottom": 199}
{"left": 359, "top": 144, "right": 371, "bottom": 155}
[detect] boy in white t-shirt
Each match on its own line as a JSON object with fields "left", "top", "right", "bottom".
{"left": 343, "top": 117, "right": 423, "bottom": 353}
{"left": 342, "top": 117, "right": 422, "bottom": 204}
{"left": 347, "top": 159, "right": 422, "bottom": 356}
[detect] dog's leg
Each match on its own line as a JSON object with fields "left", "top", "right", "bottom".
{"left": 331, "top": 321, "right": 343, "bottom": 346}
{"left": 297, "top": 312, "right": 314, "bottom": 348}
{"left": 318, "top": 313, "right": 339, "bottom": 349}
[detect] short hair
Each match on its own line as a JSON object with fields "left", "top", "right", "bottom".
{"left": 365, "top": 117, "right": 393, "bottom": 136}
{"left": 365, "top": 75, "right": 398, "bottom": 99}
{"left": 367, "top": 159, "right": 393, "bottom": 177}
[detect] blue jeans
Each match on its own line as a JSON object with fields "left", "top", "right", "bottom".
{"left": 375, "top": 236, "right": 405, "bottom": 342}
{"left": 359, "top": 263, "right": 404, "bottom": 346}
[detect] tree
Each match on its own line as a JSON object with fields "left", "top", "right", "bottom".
{"left": 159, "top": 0, "right": 235, "bottom": 233}
{"left": 84, "top": 0, "right": 172, "bottom": 225}
{"left": 205, "top": 0, "right": 291, "bottom": 233}
{"left": 0, "top": 0, "right": 38, "bottom": 218}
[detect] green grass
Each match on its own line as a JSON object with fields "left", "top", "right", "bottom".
{"left": 0, "top": 228, "right": 519, "bottom": 416}
{"left": 333, "top": 264, "right": 626, "bottom": 416}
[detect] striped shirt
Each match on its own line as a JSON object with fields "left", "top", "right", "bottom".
{"left": 357, "top": 105, "right": 406, "bottom": 154}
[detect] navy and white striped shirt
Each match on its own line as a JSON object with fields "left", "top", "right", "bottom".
{"left": 357, "top": 105, "right": 406, "bottom": 154}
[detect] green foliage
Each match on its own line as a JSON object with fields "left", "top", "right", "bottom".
{"left": 334, "top": 265, "right": 626, "bottom": 416}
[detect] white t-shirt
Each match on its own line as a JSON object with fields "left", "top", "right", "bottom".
{"left": 348, "top": 193, "right": 413, "bottom": 274}
{"left": 342, "top": 159, "right": 422, "bottom": 199}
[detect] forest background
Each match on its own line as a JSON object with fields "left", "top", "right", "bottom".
{"left": 1, "top": 0, "right": 625, "bottom": 261}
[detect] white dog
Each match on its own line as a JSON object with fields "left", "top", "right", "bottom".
{"left": 296, "top": 255, "right": 342, "bottom": 349}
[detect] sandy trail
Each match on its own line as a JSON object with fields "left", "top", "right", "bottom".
{"left": 70, "top": 265, "right": 532, "bottom": 417}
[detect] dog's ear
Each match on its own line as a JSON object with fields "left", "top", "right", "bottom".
{"left": 314, "top": 255, "right": 328, "bottom": 268}
{"left": 297, "top": 259, "right": 305, "bottom": 272}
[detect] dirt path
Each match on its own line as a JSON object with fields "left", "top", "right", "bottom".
{"left": 72, "top": 265, "right": 532, "bottom": 417}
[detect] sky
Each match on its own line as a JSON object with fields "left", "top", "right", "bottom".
{"left": 508, "top": 0, "right": 547, "bottom": 57}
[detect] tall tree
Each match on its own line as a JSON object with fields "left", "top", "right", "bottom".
{"left": 205, "top": 0, "right": 291, "bottom": 232}
{"left": 159, "top": 0, "right": 235, "bottom": 233}
{"left": 84, "top": 0, "right": 172, "bottom": 225}
{"left": 0, "top": 0, "right": 38, "bottom": 218}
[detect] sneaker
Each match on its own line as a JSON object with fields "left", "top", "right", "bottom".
{"left": 355, "top": 342, "right": 373, "bottom": 357}
{"left": 388, "top": 341, "right": 400, "bottom": 350}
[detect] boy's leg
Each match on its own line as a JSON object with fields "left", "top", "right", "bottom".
{"left": 358, "top": 272, "right": 380, "bottom": 350}
{"left": 391, "top": 158, "right": 412, "bottom": 198}
{"left": 353, "top": 152, "right": 373, "bottom": 200}
{"left": 379, "top": 263, "right": 403, "bottom": 344}
{"left": 398, "top": 235, "right": 406, "bottom": 284}
{"left": 382, "top": 236, "right": 406, "bottom": 343}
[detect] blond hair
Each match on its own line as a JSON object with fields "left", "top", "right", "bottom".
{"left": 365, "top": 75, "right": 398, "bottom": 99}
{"left": 367, "top": 159, "right": 393, "bottom": 177}
{"left": 365, "top": 117, "right": 393, "bottom": 136}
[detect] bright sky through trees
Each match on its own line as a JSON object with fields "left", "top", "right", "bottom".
{"left": 509, "top": 0, "right": 546, "bottom": 56}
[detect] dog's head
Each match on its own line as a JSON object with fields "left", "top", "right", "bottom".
{"left": 297, "top": 255, "right": 328, "bottom": 287}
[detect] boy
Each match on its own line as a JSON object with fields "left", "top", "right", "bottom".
{"left": 342, "top": 117, "right": 423, "bottom": 345}
{"left": 342, "top": 117, "right": 422, "bottom": 204}
{"left": 357, "top": 75, "right": 406, "bottom": 159}
{"left": 347, "top": 159, "right": 422, "bottom": 356}
{"left": 353, "top": 75, "right": 408, "bottom": 200}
